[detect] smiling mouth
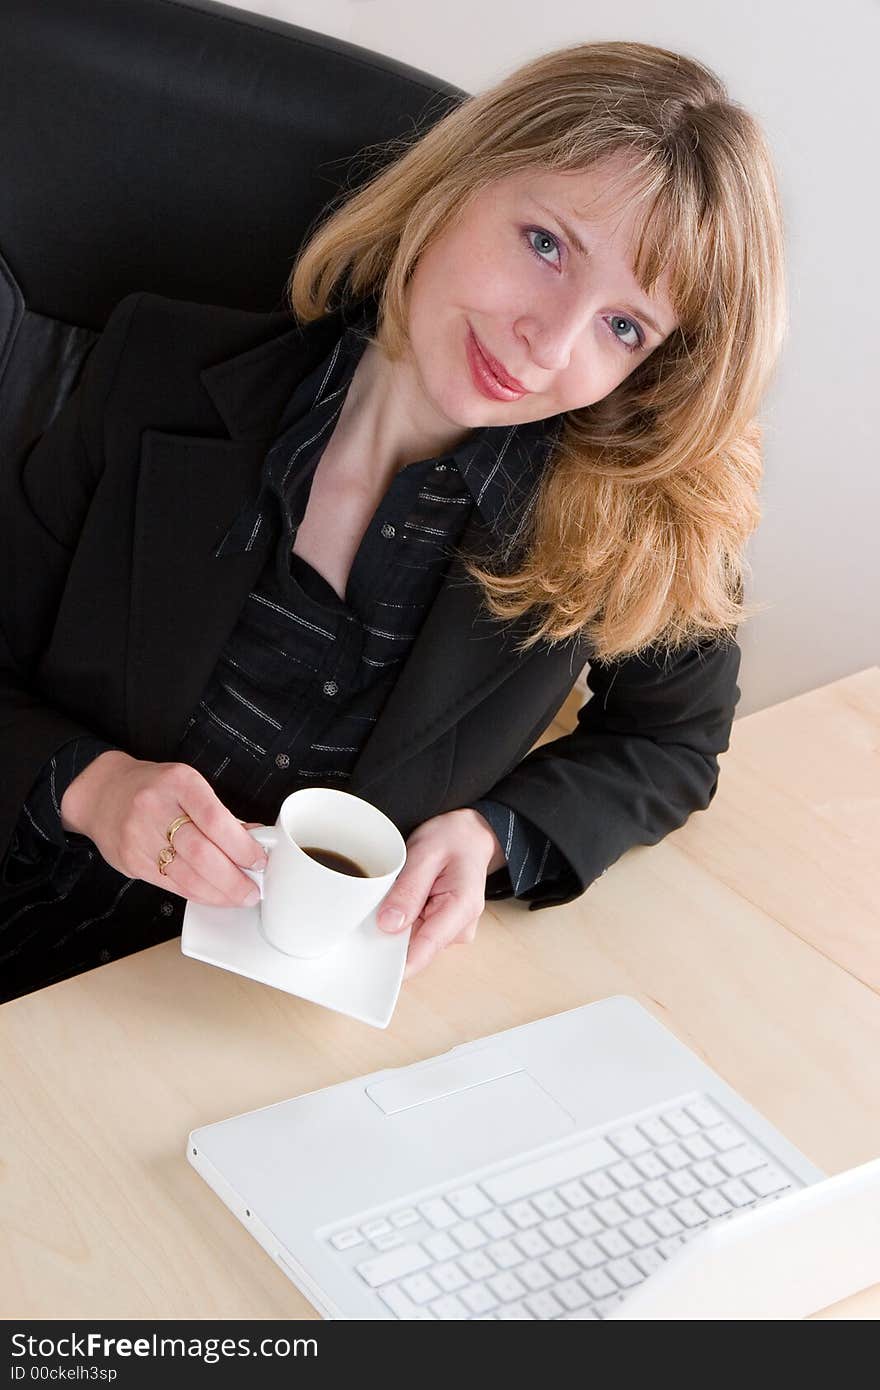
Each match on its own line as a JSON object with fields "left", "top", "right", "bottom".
{"left": 466, "top": 327, "right": 530, "bottom": 400}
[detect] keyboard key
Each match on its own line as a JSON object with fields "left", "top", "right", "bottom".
{"left": 696, "top": 1189, "right": 733, "bottom": 1218}
{"left": 362, "top": 1218, "right": 393, "bottom": 1240}
{"left": 663, "top": 1107, "right": 700, "bottom": 1137}
{"left": 685, "top": 1097, "right": 724, "bottom": 1128}
{"left": 657, "top": 1142, "right": 691, "bottom": 1171}
{"left": 596, "top": 1229, "right": 633, "bottom": 1259}
{"left": 717, "top": 1145, "right": 765, "bottom": 1178}
{"left": 424, "top": 1232, "right": 458, "bottom": 1262}
{"left": 622, "top": 1219, "right": 656, "bottom": 1249}
{"left": 568, "top": 1209, "right": 602, "bottom": 1238}
{"left": 672, "top": 1199, "right": 708, "bottom": 1229}
{"left": 519, "top": 1260, "right": 554, "bottom": 1292}
{"left": 356, "top": 1243, "right": 431, "bottom": 1288}
{"left": 460, "top": 1251, "right": 495, "bottom": 1281}
{"left": 513, "top": 1228, "right": 551, "bottom": 1258}
{"left": 647, "top": 1209, "right": 684, "bottom": 1238}
{"left": 682, "top": 1135, "right": 715, "bottom": 1161}
{"left": 542, "top": 1217, "right": 577, "bottom": 1248}
{"left": 556, "top": 1278, "right": 591, "bottom": 1310}
{"left": 562, "top": 1307, "right": 600, "bottom": 1320}
{"left": 450, "top": 1221, "right": 488, "bottom": 1251}
{"left": 570, "top": 1238, "right": 605, "bottom": 1270}
{"left": 609, "top": 1161, "right": 642, "bottom": 1190}
{"left": 379, "top": 1284, "right": 436, "bottom": 1319}
{"left": 558, "top": 1180, "right": 591, "bottom": 1209}
{"left": 401, "top": 1272, "right": 442, "bottom": 1304}
{"left": 692, "top": 1159, "right": 726, "bottom": 1187}
{"left": 480, "top": 1137, "right": 617, "bottom": 1205}
{"left": 544, "top": 1249, "right": 580, "bottom": 1280}
{"left": 430, "top": 1293, "right": 469, "bottom": 1320}
{"left": 533, "top": 1191, "right": 567, "bottom": 1219}
{"left": 592, "top": 1198, "right": 628, "bottom": 1227}
{"left": 525, "top": 1290, "right": 564, "bottom": 1319}
{"left": 371, "top": 1231, "right": 406, "bottom": 1251}
{"left": 418, "top": 1198, "right": 458, "bottom": 1229}
{"left": 496, "top": 1301, "right": 535, "bottom": 1319}
{"left": 721, "top": 1178, "right": 755, "bottom": 1207}
{"left": 708, "top": 1124, "right": 747, "bottom": 1153}
{"left": 746, "top": 1165, "right": 791, "bottom": 1197}
{"left": 447, "top": 1185, "right": 493, "bottom": 1219}
{"left": 486, "top": 1239, "right": 524, "bottom": 1270}
{"left": 619, "top": 1190, "right": 653, "bottom": 1218}
{"left": 330, "top": 1228, "right": 363, "bottom": 1251}
{"left": 391, "top": 1207, "right": 420, "bottom": 1229}
{"left": 658, "top": 1236, "right": 685, "bottom": 1257}
{"left": 609, "top": 1126, "right": 651, "bottom": 1158}
{"left": 633, "top": 1153, "right": 667, "bottom": 1180}
{"left": 432, "top": 1261, "right": 468, "bottom": 1293}
{"left": 606, "top": 1257, "right": 645, "bottom": 1289}
{"left": 507, "top": 1200, "right": 542, "bottom": 1230}
{"left": 460, "top": 1283, "right": 498, "bottom": 1315}
{"left": 632, "top": 1248, "right": 665, "bottom": 1277}
{"left": 668, "top": 1170, "right": 700, "bottom": 1198}
{"left": 639, "top": 1116, "right": 676, "bottom": 1146}
{"left": 488, "top": 1271, "right": 528, "bottom": 1302}
{"left": 580, "top": 1268, "right": 617, "bottom": 1299}
{"left": 479, "top": 1210, "right": 515, "bottom": 1240}
{"left": 643, "top": 1179, "right": 677, "bottom": 1207}
{"left": 583, "top": 1171, "right": 618, "bottom": 1200}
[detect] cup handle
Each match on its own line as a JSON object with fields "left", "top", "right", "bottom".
{"left": 241, "top": 826, "right": 278, "bottom": 899}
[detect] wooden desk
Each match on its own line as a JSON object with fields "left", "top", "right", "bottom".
{"left": 2, "top": 669, "right": 878, "bottom": 1320}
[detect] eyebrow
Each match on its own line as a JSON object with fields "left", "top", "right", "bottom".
{"left": 531, "top": 199, "right": 669, "bottom": 339}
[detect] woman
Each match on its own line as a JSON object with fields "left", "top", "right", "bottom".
{"left": 0, "top": 41, "right": 786, "bottom": 999}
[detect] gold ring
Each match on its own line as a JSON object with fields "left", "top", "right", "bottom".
{"left": 157, "top": 845, "right": 176, "bottom": 876}
{"left": 166, "top": 814, "right": 192, "bottom": 847}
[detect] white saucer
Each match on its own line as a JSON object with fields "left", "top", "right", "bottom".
{"left": 180, "top": 899, "right": 410, "bottom": 1029}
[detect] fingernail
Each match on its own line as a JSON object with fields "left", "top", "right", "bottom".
{"left": 245, "top": 888, "right": 261, "bottom": 907}
{"left": 378, "top": 906, "right": 405, "bottom": 932}
{"left": 253, "top": 853, "right": 268, "bottom": 869}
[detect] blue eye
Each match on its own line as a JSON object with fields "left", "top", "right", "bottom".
{"left": 607, "top": 315, "right": 643, "bottom": 354}
{"left": 524, "top": 227, "right": 562, "bottom": 268}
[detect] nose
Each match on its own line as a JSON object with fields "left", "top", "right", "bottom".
{"left": 515, "top": 297, "right": 591, "bottom": 374}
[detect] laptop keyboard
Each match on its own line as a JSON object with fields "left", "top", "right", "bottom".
{"left": 320, "top": 1091, "right": 801, "bottom": 1319}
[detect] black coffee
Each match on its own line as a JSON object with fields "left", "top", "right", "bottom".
{"left": 301, "top": 846, "right": 369, "bottom": 878}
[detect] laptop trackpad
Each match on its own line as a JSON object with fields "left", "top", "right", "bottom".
{"left": 366, "top": 1051, "right": 575, "bottom": 1179}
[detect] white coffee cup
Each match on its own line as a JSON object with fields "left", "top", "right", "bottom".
{"left": 243, "top": 788, "right": 407, "bottom": 958}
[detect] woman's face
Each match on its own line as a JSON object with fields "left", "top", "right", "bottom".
{"left": 403, "top": 155, "right": 679, "bottom": 431}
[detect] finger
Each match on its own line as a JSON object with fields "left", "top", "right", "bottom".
{"left": 376, "top": 847, "right": 440, "bottom": 932}
{"left": 170, "top": 820, "right": 262, "bottom": 908}
{"left": 177, "top": 768, "right": 269, "bottom": 871}
{"left": 403, "top": 895, "right": 482, "bottom": 979}
{"left": 138, "top": 844, "right": 245, "bottom": 908}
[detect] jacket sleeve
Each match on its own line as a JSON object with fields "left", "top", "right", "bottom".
{"left": 0, "top": 292, "right": 145, "bottom": 896}
{"left": 478, "top": 633, "right": 741, "bottom": 910}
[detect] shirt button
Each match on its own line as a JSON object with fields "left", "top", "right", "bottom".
{"left": 275, "top": 752, "right": 290, "bottom": 769}
{"left": 98, "top": 949, "right": 111, "bottom": 964}
{"left": 380, "top": 523, "right": 396, "bottom": 539}
{"left": 160, "top": 900, "right": 175, "bottom": 917}
{"left": 322, "top": 680, "right": 339, "bottom": 697}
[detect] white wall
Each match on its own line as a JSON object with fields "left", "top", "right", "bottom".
{"left": 231, "top": 0, "right": 879, "bottom": 716}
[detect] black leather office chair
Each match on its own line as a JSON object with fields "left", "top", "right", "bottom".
{"left": 0, "top": 0, "right": 464, "bottom": 477}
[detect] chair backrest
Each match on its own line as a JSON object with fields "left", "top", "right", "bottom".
{"left": 0, "top": 0, "right": 464, "bottom": 467}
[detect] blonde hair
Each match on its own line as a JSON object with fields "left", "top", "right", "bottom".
{"left": 287, "top": 41, "right": 787, "bottom": 660}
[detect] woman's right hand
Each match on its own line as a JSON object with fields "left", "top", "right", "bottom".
{"left": 59, "top": 750, "right": 268, "bottom": 907}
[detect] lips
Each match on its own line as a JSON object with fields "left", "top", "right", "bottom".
{"left": 466, "top": 326, "right": 529, "bottom": 402}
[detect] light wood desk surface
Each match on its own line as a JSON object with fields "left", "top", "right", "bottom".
{"left": 2, "top": 668, "right": 879, "bottom": 1320}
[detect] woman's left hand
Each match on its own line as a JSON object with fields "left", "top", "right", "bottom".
{"left": 377, "top": 808, "right": 506, "bottom": 979}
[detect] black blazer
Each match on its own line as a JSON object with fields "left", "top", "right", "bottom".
{"left": 0, "top": 291, "right": 740, "bottom": 910}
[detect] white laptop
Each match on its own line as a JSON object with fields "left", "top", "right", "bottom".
{"left": 187, "top": 995, "right": 880, "bottom": 1320}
